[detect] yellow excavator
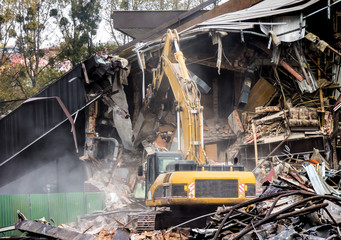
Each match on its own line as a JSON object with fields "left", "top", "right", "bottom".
{"left": 137, "top": 29, "right": 256, "bottom": 229}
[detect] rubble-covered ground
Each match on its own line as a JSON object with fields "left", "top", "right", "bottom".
{"left": 8, "top": 149, "right": 341, "bottom": 240}
{"left": 4, "top": 1, "right": 341, "bottom": 239}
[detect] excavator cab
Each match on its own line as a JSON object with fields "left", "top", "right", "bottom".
{"left": 144, "top": 152, "right": 184, "bottom": 198}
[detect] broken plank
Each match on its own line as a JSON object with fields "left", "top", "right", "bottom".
{"left": 0, "top": 225, "right": 15, "bottom": 233}
{"left": 254, "top": 110, "right": 288, "bottom": 125}
{"left": 228, "top": 110, "right": 244, "bottom": 135}
{"left": 244, "top": 77, "right": 277, "bottom": 112}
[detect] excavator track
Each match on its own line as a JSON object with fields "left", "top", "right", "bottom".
{"left": 130, "top": 207, "right": 211, "bottom": 232}
{"left": 129, "top": 212, "right": 157, "bottom": 232}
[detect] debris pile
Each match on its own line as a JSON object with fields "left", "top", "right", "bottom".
{"left": 204, "top": 190, "right": 341, "bottom": 240}
{"left": 204, "top": 118, "right": 235, "bottom": 143}
{"left": 127, "top": 158, "right": 341, "bottom": 240}
{"left": 83, "top": 151, "right": 143, "bottom": 211}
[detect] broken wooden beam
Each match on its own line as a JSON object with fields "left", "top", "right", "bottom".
{"left": 280, "top": 60, "right": 304, "bottom": 81}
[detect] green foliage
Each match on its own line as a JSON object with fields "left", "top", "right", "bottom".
{"left": 53, "top": 0, "right": 100, "bottom": 67}
{"left": 14, "top": 0, "right": 55, "bottom": 87}
{"left": 93, "top": 42, "right": 117, "bottom": 54}
{"left": 0, "top": 62, "right": 63, "bottom": 114}
{"left": 0, "top": 63, "right": 31, "bottom": 113}
{"left": 36, "top": 64, "right": 64, "bottom": 89}
{"left": 0, "top": 0, "right": 66, "bottom": 113}
{"left": 0, "top": 0, "right": 17, "bottom": 66}
{"left": 0, "top": 0, "right": 211, "bottom": 114}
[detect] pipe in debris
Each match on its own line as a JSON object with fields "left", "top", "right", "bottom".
{"left": 177, "top": 109, "right": 181, "bottom": 151}
{"left": 214, "top": 191, "right": 317, "bottom": 239}
{"left": 213, "top": 209, "right": 234, "bottom": 240}
{"left": 280, "top": 60, "right": 304, "bottom": 81}
{"left": 166, "top": 212, "right": 215, "bottom": 233}
{"left": 304, "top": 0, "right": 341, "bottom": 19}
{"left": 233, "top": 208, "right": 263, "bottom": 220}
{"left": 265, "top": 195, "right": 282, "bottom": 218}
{"left": 306, "top": 54, "right": 331, "bottom": 81}
{"left": 323, "top": 207, "right": 338, "bottom": 225}
{"left": 233, "top": 196, "right": 340, "bottom": 240}
{"left": 273, "top": 202, "right": 328, "bottom": 220}
{"left": 293, "top": 44, "right": 312, "bottom": 85}
{"left": 135, "top": 49, "right": 145, "bottom": 101}
{"left": 218, "top": 190, "right": 313, "bottom": 215}
{"left": 93, "top": 137, "right": 119, "bottom": 161}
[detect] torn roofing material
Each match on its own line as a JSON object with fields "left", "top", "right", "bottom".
{"left": 191, "top": 0, "right": 319, "bottom": 32}
{"left": 118, "top": 0, "right": 326, "bottom": 60}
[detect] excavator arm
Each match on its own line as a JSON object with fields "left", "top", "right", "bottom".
{"left": 152, "top": 29, "right": 207, "bottom": 165}
{"left": 137, "top": 30, "right": 256, "bottom": 215}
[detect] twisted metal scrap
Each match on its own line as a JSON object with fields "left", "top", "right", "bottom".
{"left": 213, "top": 190, "right": 341, "bottom": 240}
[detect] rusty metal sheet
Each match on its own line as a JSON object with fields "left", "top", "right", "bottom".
{"left": 15, "top": 220, "right": 97, "bottom": 240}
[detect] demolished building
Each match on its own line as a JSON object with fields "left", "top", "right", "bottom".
{"left": 1, "top": 0, "right": 341, "bottom": 238}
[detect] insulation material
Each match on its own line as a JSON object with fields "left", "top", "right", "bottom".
{"left": 110, "top": 74, "right": 133, "bottom": 150}
{"left": 211, "top": 32, "right": 227, "bottom": 75}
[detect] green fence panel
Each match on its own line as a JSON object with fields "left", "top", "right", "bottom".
{"left": 0, "top": 195, "right": 13, "bottom": 237}
{"left": 65, "top": 192, "right": 85, "bottom": 223}
{"left": 12, "top": 195, "right": 30, "bottom": 237}
{"left": 48, "top": 193, "right": 68, "bottom": 226}
{"left": 85, "top": 192, "right": 105, "bottom": 214}
{"left": 0, "top": 192, "right": 105, "bottom": 236}
{"left": 30, "top": 194, "right": 49, "bottom": 221}
{"left": 0, "top": 195, "right": 12, "bottom": 227}
{"left": 0, "top": 195, "right": 29, "bottom": 237}
{"left": 10, "top": 194, "right": 30, "bottom": 220}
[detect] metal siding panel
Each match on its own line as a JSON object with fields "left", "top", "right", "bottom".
{"left": 0, "top": 66, "right": 85, "bottom": 189}
{"left": 30, "top": 194, "right": 49, "bottom": 221}
{"left": 0, "top": 195, "right": 13, "bottom": 227}
{"left": 0, "top": 65, "right": 83, "bottom": 164}
{"left": 85, "top": 192, "right": 105, "bottom": 214}
{"left": 48, "top": 193, "right": 68, "bottom": 225}
{"left": 10, "top": 194, "right": 30, "bottom": 220}
{"left": 65, "top": 192, "right": 85, "bottom": 223}
{"left": 0, "top": 194, "right": 29, "bottom": 237}
{"left": 1, "top": 192, "right": 105, "bottom": 236}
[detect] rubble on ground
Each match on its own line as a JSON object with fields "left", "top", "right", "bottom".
{"left": 11, "top": 156, "right": 341, "bottom": 240}
{"left": 3, "top": 1, "right": 341, "bottom": 239}
{"left": 127, "top": 156, "right": 341, "bottom": 240}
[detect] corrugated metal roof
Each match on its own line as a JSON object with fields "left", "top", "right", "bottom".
{"left": 186, "top": 0, "right": 319, "bottom": 32}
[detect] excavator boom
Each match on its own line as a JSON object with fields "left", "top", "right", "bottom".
{"left": 152, "top": 29, "right": 206, "bottom": 164}
{"left": 136, "top": 30, "right": 256, "bottom": 226}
